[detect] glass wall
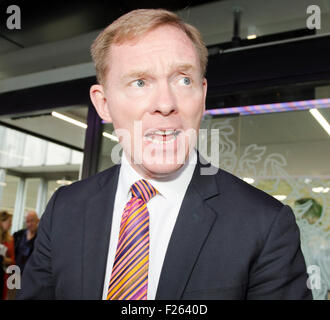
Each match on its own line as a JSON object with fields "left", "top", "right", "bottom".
{"left": 98, "top": 123, "right": 119, "bottom": 172}
{"left": 0, "top": 174, "right": 19, "bottom": 212}
{"left": 0, "top": 106, "right": 87, "bottom": 233}
{"left": 200, "top": 106, "right": 329, "bottom": 297}
{"left": 25, "top": 178, "right": 42, "bottom": 212}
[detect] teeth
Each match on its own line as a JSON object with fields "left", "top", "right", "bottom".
{"left": 145, "top": 136, "right": 176, "bottom": 144}
{"left": 144, "top": 132, "right": 178, "bottom": 144}
{"left": 152, "top": 130, "right": 175, "bottom": 136}
{"left": 144, "top": 129, "right": 180, "bottom": 144}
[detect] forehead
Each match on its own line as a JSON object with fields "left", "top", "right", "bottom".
{"left": 108, "top": 25, "right": 200, "bottom": 74}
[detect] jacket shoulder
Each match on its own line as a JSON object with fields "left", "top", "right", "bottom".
{"left": 216, "top": 168, "right": 283, "bottom": 210}
{"left": 13, "top": 229, "right": 26, "bottom": 238}
{"left": 212, "top": 168, "right": 286, "bottom": 228}
{"left": 55, "top": 164, "right": 120, "bottom": 203}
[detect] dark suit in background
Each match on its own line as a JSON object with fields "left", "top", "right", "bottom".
{"left": 13, "top": 229, "right": 37, "bottom": 274}
{"left": 17, "top": 159, "right": 313, "bottom": 299}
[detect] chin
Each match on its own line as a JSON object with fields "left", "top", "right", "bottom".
{"left": 141, "top": 158, "right": 186, "bottom": 179}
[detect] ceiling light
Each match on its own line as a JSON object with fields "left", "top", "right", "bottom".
{"left": 102, "top": 132, "right": 119, "bottom": 142}
{"left": 52, "top": 111, "right": 119, "bottom": 143}
{"left": 51, "top": 111, "right": 87, "bottom": 129}
{"left": 309, "top": 108, "right": 330, "bottom": 136}
{"left": 273, "top": 195, "right": 287, "bottom": 201}
{"left": 56, "top": 179, "right": 72, "bottom": 186}
{"left": 312, "top": 187, "right": 329, "bottom": 193}
{"left": 243, "top": 177, "right": 254, "bottom": 184}
{"left": 247, "top": 26, "right": 258, "bottom": 40}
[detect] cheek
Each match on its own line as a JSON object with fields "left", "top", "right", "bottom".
{"left": 109, "top": 99, "right": 139, "bottom": 129}
{"left": 179, "top": 92, "right": 205, "bottom": 122}
{"left": 111, "top": 92, "right": 147, "bottom": 116}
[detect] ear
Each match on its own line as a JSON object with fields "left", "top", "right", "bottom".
{"left": 202, "top": 77, "right": 207, "bottom": 113}
{"left": 89, "top": 84, "right": 112, "bottom": 123}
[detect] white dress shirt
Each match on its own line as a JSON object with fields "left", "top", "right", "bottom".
{"left": 102, "top": 150, "right": 197, "bottom": 300}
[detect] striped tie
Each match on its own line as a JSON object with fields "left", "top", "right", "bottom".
{"left": 107, "top": 179, "right": 158, "bottom": 300}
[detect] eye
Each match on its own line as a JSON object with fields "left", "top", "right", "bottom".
{"left": 132, "top": 79, "right": 145, "bottom": 87}
{"left": 179, "top": 77, "right": 191, "bottom": 86}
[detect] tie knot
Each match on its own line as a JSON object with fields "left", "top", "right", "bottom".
{"left": 131, "top": 179, "right": 158, "bottom": 203}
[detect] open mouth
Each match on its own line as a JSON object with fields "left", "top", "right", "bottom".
{"left": 144, "top": 129, "right": 181, "bottom": 144}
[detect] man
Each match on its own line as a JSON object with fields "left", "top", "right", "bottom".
{"left": 17, "top": 9, "right": 312, "bottom": 300}
{"left": 13, "top": 211, "right": 39, "bottom": 274}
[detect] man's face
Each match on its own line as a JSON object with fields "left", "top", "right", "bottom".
{"left": 26, "top": 214, "right": 38, "bottom": 232}
{"left": 91, "top": 25, "right": 207, "bottom": 178}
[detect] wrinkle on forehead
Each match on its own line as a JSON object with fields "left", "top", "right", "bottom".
{"left": 107, "top": 25, "right": 201, "bottom": 82}
{"left": 120, "top": 63, "right": 198, "bottom": 82}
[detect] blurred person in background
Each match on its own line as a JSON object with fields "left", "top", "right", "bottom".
{"left": 13, "top": 211, "right": 39, "bottom": 275}
{"left": 0, "top": 211, "right": 15, "bottom": 300}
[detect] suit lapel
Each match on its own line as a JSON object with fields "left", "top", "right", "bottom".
{"left": 155, "top": 159, "right": 220, "bottom": 300}
{"left": 82, "top": 165, "right": 120, "bottom": 299}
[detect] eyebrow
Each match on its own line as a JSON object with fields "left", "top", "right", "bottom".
{"left": 121, "top": 63, "right": 196, "bottom": 81}
{"left": 175, "top": 63, "right": 195, "bottom": 73}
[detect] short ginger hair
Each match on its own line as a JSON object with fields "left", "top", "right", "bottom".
{"left": 90, "top": 8, "right": 208, "bottom": 85}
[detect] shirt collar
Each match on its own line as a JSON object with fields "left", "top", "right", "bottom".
{"left": 119, "top": 150, "right": 197, "bottom": 203}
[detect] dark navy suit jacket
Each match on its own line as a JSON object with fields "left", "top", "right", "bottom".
{"left": 17, "top": 159, "right": 313, "bottom": 299}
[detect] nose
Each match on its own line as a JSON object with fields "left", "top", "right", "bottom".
{"left": 151, "top": 81, "right": 177, "bottom": 116}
